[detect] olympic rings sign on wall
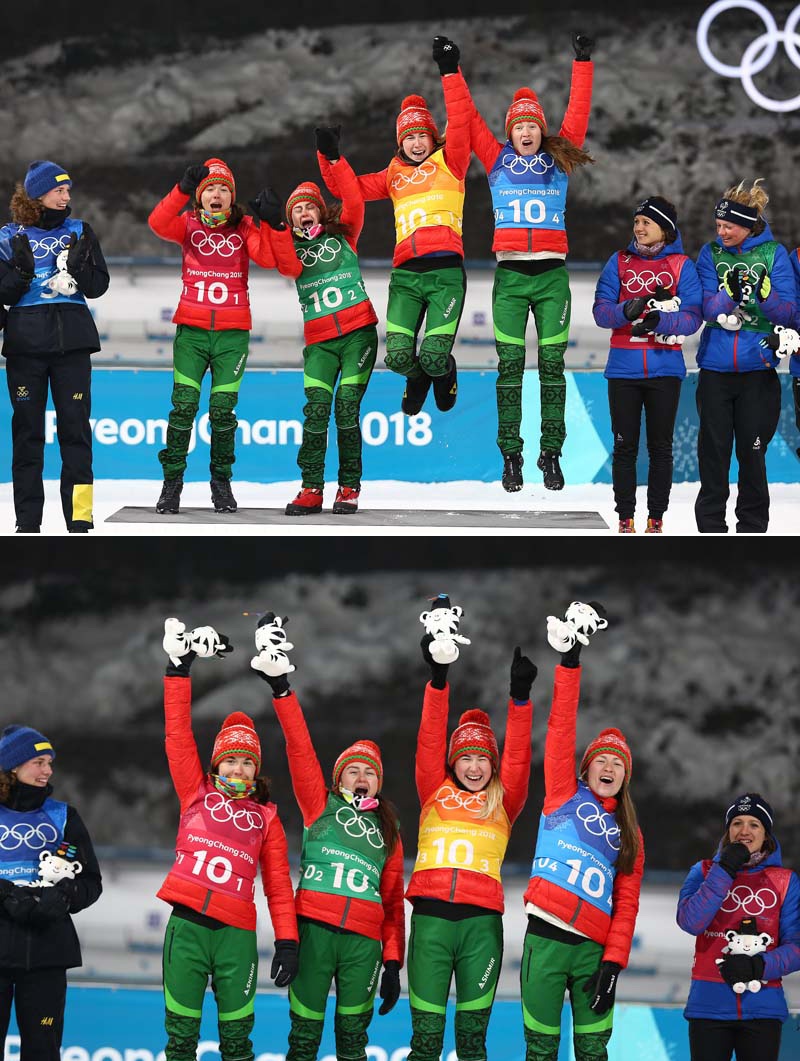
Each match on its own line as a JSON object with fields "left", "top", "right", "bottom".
{"left": 697, "top": 1, "right": 800, "bottom": 112}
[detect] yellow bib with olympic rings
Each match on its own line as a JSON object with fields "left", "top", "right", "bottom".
{"left": 387, "top": 149, "right": 465, "bottom": 246}
{"left": 413, "top": 782, "right": 511, "bottom": 883}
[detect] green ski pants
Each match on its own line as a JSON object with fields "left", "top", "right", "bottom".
{"left": 287, "top": 919, "right": 382, "bottom": 1061}
{"left": 520, "top": 929, "right": 614, "bottom": 1061}
{"left": 407, "top": 910, "right": 502, "bottom": 1061}
{"left": 492, "top": 265, "right": 571, "bottom": 455}
{"left": 384, "top": 264, "right": 466, "bottom": 380}
{"left": 159, "top": 324, "right": 249, "bottom": 480}
{"left": 162, "top": 913, "right": 258, "bottom": 1061}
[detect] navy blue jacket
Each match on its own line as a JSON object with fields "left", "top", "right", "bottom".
{"left": 592, "top": 232, "right": 702, "bottom": 380}
{"left": 677, "top": 842, "right": 800, "bottom": 1022}
{"left": 695, "top": 223, "right": 795, "bottom": 373}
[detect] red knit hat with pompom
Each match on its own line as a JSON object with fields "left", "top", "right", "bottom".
{"left": 448, "top": 710, "right": 499, "bottom": 769}
{"left": 505, "top": 88, "right": 547, "bottom": 139}
{"left": 286, "top": 181, "right": 325, "bottom": 222}
{"left": 211, "top": 712, "right": 261, "bottom": 772}
{"left": 396, "top": 94, "right": 439, "bottom": 145}
{"left": 332, "top": 740, "right": 384, "bottom": 790}
{"left": 196, "top": 157, "right": 236, "bottom": 201}
{"left": 580, "top": 728, "right": 632, "bottom": 782}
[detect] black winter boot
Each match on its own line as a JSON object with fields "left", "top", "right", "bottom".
{"left": 210, "top": 478, "right": 237, "bottom": 513}
{"left": 156, "top": 477, "right": 184, "bottom": 514}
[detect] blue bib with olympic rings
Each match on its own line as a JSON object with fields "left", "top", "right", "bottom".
{"left": 1, "top": 220, "right": 87, "bottom": 308}
{"left": 488, "top": 142, "right": 568, "bottom": 232}
{"left": 0, "top": 800, "right": 68, "bottom": 883}
{"left": 529, "top": 782, "right": 618, "bottom": 915}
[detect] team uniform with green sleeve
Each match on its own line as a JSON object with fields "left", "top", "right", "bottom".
{"left": 270, "top": 155, "right": 378, "bottom": 489}
{"left": 268, "top": 691, "right": 405, "bottom": 1061}
{"left": 466, "top": 61, "right": 593, "bottom": 457}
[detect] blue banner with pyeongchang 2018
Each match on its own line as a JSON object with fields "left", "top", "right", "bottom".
{"left": 12, "top": 986, "right": 800, "bottom": 1061}
{"left": 3, "top": 367, "right": 799, "bottom": 483}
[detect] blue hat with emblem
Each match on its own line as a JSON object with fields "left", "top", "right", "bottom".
{"left": 0, "top": 725, "right": 55, "bottom": 772}
{"left": 24, "top": 160, "right": 71, "bottom": 200}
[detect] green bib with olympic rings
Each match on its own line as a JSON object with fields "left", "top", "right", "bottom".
{"left": 294, "top": 234, "right": 369, "bottom": 323}
{"left": 298, "top": 792, "right": 386, "bottom": 904}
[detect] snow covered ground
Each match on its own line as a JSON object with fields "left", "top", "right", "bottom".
{"left": 3, "top": 478, "right": 798, "bottom": 535}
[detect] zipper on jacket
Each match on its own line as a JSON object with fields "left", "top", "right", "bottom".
{"left": 569, "top": 898, "right": 583, "bottom": 925}
{"left": 411, "top": 234, "right": 417, "bottom": 257}
{"left": 449, "top": 870, "right": 458, "bottom": 902}
{"left": 340, "top": 897, "right": 352, "bottom": 927}
{"left": 334, "top": 313, "right": 343, "bottom": 337}
{"left": 201, "top": 890, "right": 212, "bottom": 914}
{"left": 210, "top": 310, "right": 216, "bottom": 331}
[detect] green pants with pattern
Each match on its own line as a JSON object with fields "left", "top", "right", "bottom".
{"left": 520, "top": 929, "right": 614, "bottom": 1061}
{"left": 298, "top": 325, "right": 377, "bottom": 489}
{"left": 287, "top": 919, "right": 382, "bottom": 1061}
{"left": 384, "top": 264, "right": 466, "bottom": 380}
{"left": 162, "top": 913, "right": 258, "bottom": 1061}
{"left": 159, "top": 324, "right": 249, "bottom": 480}
{"left": 407, "top": 910, "right": 503, "bottom": 1061}
{"left": 492, "top": 265, "right": 571, "bottom": 455}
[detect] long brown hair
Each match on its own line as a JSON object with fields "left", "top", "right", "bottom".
{"left": 542, "top": 135, "right": 594, "bottom": 176}
{"left": 613, "top": 778, "right": 640, "bottom": 875}
{"left": 10, "top": 184, "right": 44, "bottom": 226}
{"left": 319, "top": 200, "right": 353, "bottom": 240}
{"left": 0, "top": 769, "right": 15, "bottom": 804}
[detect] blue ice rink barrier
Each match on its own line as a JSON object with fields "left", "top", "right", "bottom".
{"left": 5, "top": 989, "right": 800, "bottom": 1061}
{"left": 1, "top": 367, "right": 799, "bottom": 484}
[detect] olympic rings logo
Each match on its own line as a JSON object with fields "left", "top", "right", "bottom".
{"left": 502, "top": 153, "right": 553, "bottom": 175}
{"left": 721, "top": 884, "right": 778, "bottom": 915}
{"left": 390, "top": 160, "right": 437, "bottom": 191}
{"left": 204, "top": 791, "right": 264, "bottom": 832}
{"left": 697, "top": 2, "right": 800, "bottom": 112}
{"left": 576, "top": 802, "right": 620, "bottom": 850}
{"left": 0, "top": 822, "right": 59, "bottom": 850}
{"left": 189, "top": 231, "right": 244, "bottom": 257}
{"left": 436, "top": 783, "right": 487, "bottom": 814}
{"left": 297, "top": 237, "right": 342, "bottom": 267}
{"left": 620, "top": 269, "right": 675, "bottom": 295}
{"left": 335, "top": 806, "right": 385, "bottom": 849}
{"left": 29, "top": 235, "right": 71, "bottom": 260}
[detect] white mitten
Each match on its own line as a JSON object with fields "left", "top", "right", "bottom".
{"left": 163, "top": 618, "right": 192, "bottom": 667}
{"left": 546, "top": 615, "right": 577, "bottom": 653}
{"left": 188, "top": 625, "right": 231, "bottom": 658}
{"left": 419, "top": 597, "right": 471, "bottom": 664}
{"left": 564, "top": 602, "right": 608, "bottom": 646}
{"left": 45, "top": 249, "right": 78, "bottom": 296}
{"left": 251, "top": 613, "right": 295, "bottom": 677}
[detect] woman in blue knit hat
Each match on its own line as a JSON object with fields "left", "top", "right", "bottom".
{"left": 0, "top": 724, "right": 102, "bottom": 1061}
{"left": 0, "top": 161, "right": 109, "bottom": 533}
{"left": 677, "top": 792, "right": 800, "bottom": 1061}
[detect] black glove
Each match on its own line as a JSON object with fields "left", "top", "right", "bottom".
{"left": 28, "top": 886, "right": 71, "bottom": 926}
{"left": 718, "top": 954, "right": 762, "bottom": 989}
{"left": 315, "top": 126, "right": 341, "bottom": 161}
{"left": 166, "top": 650, "right": 196, "bottom": 678}
{"left": 270, "top": 939, "right": 299, "bottom": 987}
{"left": 572, "top": 32, "right": 595, "bottom": 61}
{"left": 248, "top": 188, "right": 285, "bottom": 230}
{"left": 11, "top": 233, "right": 35, "bottom": 279}
{"left": 583, "top": 960, "right": 621, "bottom": 1015}
{"left": 760, "top": 332, "right": 780, "bottom": 351}
{"left": 631, "top": 310, "right": 661, "bottom": 337}
{"left": 179, "top": 164, "right": 210, "bottom": 196}
{"left": 2, "top": 887, "right": 38, "bottom": 924}
{"left": 433, "top": 36, "right": 460, "bottom": 75}
{"left": 723, "top": 268, "right": 744, "bottom": 303}
{"left": 378, "top": 959, "right": 401, "bottom": 1015}
{"left": 717, "top": 841, "right": 751, "bottom": 879}
{"left": 509, "top": 646, "right": 537, "bottom": 701}
{"left": 622, "top": 297, "right": 647, "bottom": 322}
{"left": 421, "top": 634, "right": 449, "bottom": 690}
{"left": 66, "top": 231, "right": 90, "bottom": 275}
